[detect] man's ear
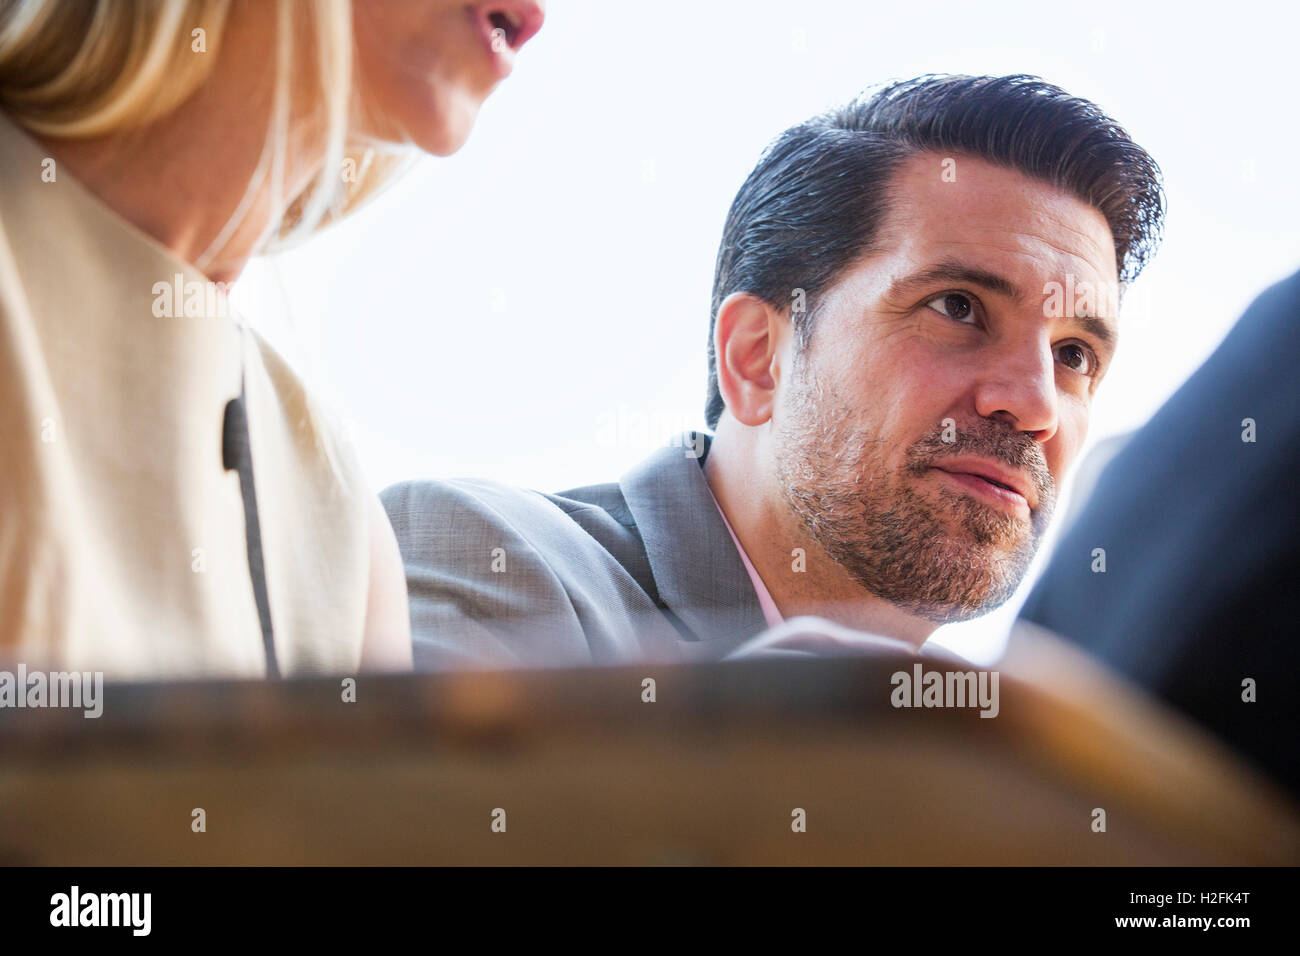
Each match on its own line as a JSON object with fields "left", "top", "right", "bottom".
{"left": 714, "top": 291, "right": 785, "bottom": 427}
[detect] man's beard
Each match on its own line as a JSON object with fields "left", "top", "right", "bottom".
{"left": 773, "top": 366, "right": 1058, "bottom": 624}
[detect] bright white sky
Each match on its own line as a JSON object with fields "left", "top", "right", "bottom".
{"left": 234, "top": 0, "right": 1300, "bottom": 663}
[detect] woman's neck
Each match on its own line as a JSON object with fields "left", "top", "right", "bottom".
{"left": 32, "top": 2, "right": 322, "bottom": 285}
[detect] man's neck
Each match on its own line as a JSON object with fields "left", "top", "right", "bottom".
{"left": 703, "top": 420, "right": 937, "bottom": 647}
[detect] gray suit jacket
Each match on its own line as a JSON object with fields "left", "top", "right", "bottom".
{"left": 381, "top": 434, "right": 768, "bottom": 670}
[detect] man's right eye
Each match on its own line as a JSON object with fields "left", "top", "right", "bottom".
{"left": 925, "top": 292, "right": 977, "bottom": 323}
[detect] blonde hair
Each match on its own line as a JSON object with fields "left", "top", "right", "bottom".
{"left": 0, "top": 0, "right": 407, "bottom": 264}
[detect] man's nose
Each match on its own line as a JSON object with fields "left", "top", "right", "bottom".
{"left": 972, "top": 336, "right": 1059, "bottom": 442}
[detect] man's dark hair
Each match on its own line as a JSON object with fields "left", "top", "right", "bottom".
{"left": 704, "top": 73, "right": 1165, "bottom": 429}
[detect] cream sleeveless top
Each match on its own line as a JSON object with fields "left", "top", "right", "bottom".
{"left": 0, "top": 113, "right": 370, "bottom": 678}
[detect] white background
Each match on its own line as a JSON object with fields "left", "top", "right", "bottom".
{"left": 234, "top": 0, "right": 1300, "bottom": 663}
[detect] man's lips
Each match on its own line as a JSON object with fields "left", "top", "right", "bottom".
{"left": 929, "top": 457, "right": 1037, "bottom": 511}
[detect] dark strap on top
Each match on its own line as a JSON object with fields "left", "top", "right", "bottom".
{"left": 222, "top": 379, "right": 279, "bottom": 677}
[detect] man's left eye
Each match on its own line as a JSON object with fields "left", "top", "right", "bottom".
{"left": 925, "top": 292, "right": 976, "bottom": 323}
{"left": 1055, "top": 342, "right": 1099, "bottom": 376}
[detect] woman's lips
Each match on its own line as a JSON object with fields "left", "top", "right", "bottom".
{"left": 470, "top": 3, "right": 545, "bottom": 80}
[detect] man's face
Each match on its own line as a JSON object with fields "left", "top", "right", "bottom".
{"left": 772, "top": 152, "right": 1120, "bottom": 622}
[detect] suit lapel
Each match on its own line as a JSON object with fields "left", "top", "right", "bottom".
{"left": 619, "top": 433, "right": 768, "bottom": 651}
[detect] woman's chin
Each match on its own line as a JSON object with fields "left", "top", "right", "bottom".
{"left": 356, "top": 75, "right": 497, "bottom": 156}
{"left": 424, "top": 123, "right": 476, "bottom": 157}
{"left": 410, "top": 93, "right": 486, "bottom": 157}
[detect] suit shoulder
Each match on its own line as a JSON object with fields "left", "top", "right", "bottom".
{"left": 548, "top": 480, "right": 635, "bottom": 528}
{"left": 381, "top": 477, "right": 568, "bottom": 541}
{"left": 379, "top": 477, "right": 651, "bottom": 609}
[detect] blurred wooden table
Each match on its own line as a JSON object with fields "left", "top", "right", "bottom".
{"left": 1, "top": 648, "right": 1295, "bottom": 865}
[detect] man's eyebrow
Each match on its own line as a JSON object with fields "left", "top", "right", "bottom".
{"left": 1071, "top": 314, "right": 1116, "bottom": 349}
{"left": 886, "top": 259, "right": 1024, "bottom": 302}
